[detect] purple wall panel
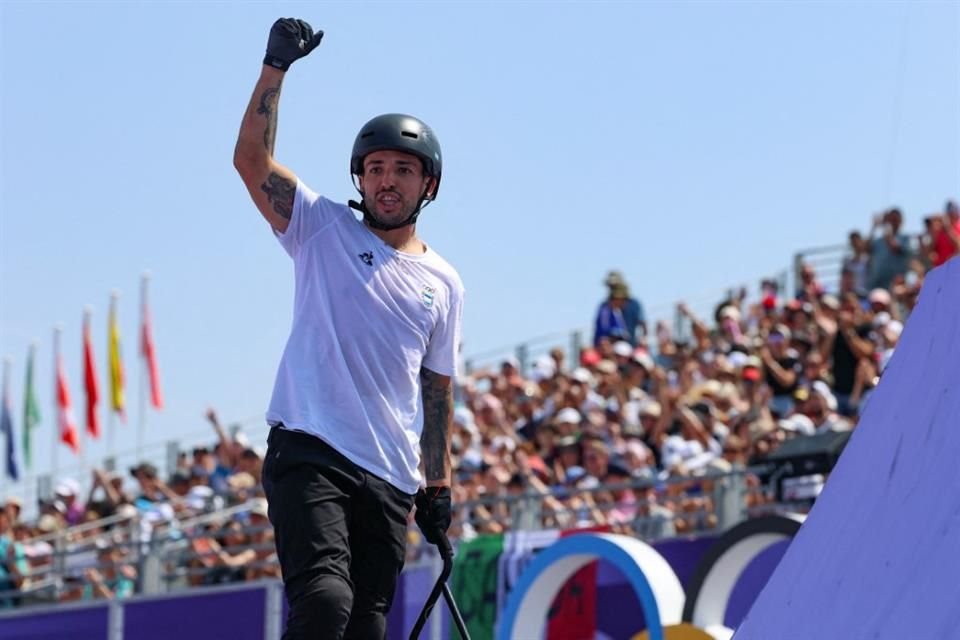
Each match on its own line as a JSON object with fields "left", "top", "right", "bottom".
{"left": 124, "top": 587, "right": 266, "bottom": 640}
{"left": 0, "top": 605, "right": 108, "bottom": 640}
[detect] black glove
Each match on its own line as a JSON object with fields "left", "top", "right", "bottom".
{"left": 263, "top": 18, "right": 324, "bottom": 71}
{"left": 415, "top": 486, "right": 452, "bottom": 546}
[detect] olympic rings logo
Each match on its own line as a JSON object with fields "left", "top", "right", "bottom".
{"left": 497, "top": 515, "right": 804, "bottom": 640}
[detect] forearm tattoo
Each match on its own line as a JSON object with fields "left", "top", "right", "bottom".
{"left": 420, "top": 368, "right": 452, "bottom": 483}
{"left": 260, "top": 172, "right": 295, "bottom": 220}
{"left": 256, "top": 86, "right": 281, "bottom": 153}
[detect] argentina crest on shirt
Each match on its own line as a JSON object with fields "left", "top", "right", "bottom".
{"left": 421, "top": 285, "right": 436, "bottom": 309}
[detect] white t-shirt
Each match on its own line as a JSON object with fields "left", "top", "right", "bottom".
{"left": 266, "top": 181, "right": 465, "bottom": 494}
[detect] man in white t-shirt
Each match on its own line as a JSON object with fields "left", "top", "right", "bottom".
{"left": 233, "top": 18, "right": 464, "bottom": 640}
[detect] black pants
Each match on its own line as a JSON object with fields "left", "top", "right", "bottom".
{"left": 262, "top": 427, "right": 415, "bottom": 640}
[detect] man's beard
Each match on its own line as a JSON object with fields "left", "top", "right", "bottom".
{"left": 363, "top": 190, "right": 415, "bottom": 228}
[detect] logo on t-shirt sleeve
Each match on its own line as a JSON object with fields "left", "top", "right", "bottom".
{"left": 358, "top": 251, "right": 374, "bottom": 266}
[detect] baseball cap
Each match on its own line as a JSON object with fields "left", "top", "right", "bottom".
{"left": 571, "top": 368, "right": 594, "bottom": 385}
{"left": 555, "top": 408, "right": 582, "bottom": 425}
{"left": 129, "top": 462, "right": 158, "bottom": 479}
{"left": 718, "top": 306, "right": 741, "bottom": 323}
{"left": 453, "top": 407, "right": 477, "bottom": 433}
{"left": 885, "top": 320, "right": 903, "bottom": 339}
{"left": 248, "top": 497, "right": 269, "bottom": 518}
{"left": 54, "top": 478, "right": 81, "bottom": 498}
{"left": 778, "top": 414, "right": 815, "bottom": 436}
{"left": 639, "top": 401, "right": 662, "bottom": 418}
{"left": 771, "top": 325, "right": 792, "bottom": 341}
{"left": 580, "top": 349, "right": 602, "bottom": 367}
{"left": 564, "top": 466, "right": 587, "bottom": 484}
{"left": 632, "top": 351, "right": 655, "bottom": 372}
{"left": 613, "top": 341, "right": 633, "bottom": 358}
{"left": 811, "top": 381, "right": 838, "bottom": 411}
{"left": 868, "top": 289, "right": 891, "bottom": 306}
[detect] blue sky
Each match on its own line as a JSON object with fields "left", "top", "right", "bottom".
{"left": 0, "top": 1, "right": 957, "bottom": 492}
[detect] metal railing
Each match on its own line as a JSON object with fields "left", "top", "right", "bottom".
{"left": 0, "top": 461, "right": 813, "bottom": 612}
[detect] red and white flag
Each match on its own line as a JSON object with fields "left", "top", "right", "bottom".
{"left": 141, "top": 278, "right": 163, "bottom": 410}
{"left": 83, "top": 310, "right": 100, "bottom": 438}
{"left": 56, "top": 339, "right": 80, "bottom": 453}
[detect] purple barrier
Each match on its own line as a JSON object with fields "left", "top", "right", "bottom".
{"left": 0, "top": 531, "right": 789, "bottom": 639}
{"left": 125, "top": 586, "right": 267, "bottom": 640}
{"left": 0, "top": 603, "right": 108, "bottom": 640}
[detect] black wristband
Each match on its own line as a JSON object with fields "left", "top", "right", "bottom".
{"left": 263, "top": 54, "right": 291, "bottom": 71}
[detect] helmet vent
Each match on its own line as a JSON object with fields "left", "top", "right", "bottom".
{"left": 400, "top": 131, "right": 419, "bottom": 139}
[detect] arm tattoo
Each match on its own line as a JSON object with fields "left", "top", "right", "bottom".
{"left": 420, "top": 368, "right": 452, "bottom": 483}
{"left": 260, "top": 172, "right": 295, "bottom": 220}
{"left": 256, "top": 86, "right": 281, "bottom": 153}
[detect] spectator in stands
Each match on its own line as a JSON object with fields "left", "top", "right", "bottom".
{"left": 129, "top": 463, "right": 168, "bottom": 508}
{"left": 3, "top": 498, "right": 20, "bottom": 526}
{"left": 921, "top": 201, "right": 960, "bottom": 268}
{"left": 795, "top": 263, "right": 825, "bottom": 301}
{"left": 246, "top": 499, "right": 280, "bottom": 582}
{"left": 759, "top": 325, "right": 802, "bottom": 418}
{"left": 868, "top": 207, "right": 912, "bottom": 289}
{"left": 819, "top": 293, "right": 874, "bottom": 417}
{"left": 235, "top": 448, "right": 264, "bottom": 485}
{"left": 191, "top": 446, "right": 230, "bottom": 495}
{"left": 54, "top": 479, "right": 85, "bottom": 527}
{"left": 837, "top": 267, "right": 867, "bottom": 306}
{"left": 842, "top": 231, "right": 871, "bottom": 295}
{"left": 804, "top": 381, "right": 851, "bottom": 434}
{"left": 0, "top": 511, "right": 17, "bottom": 608}
{"left": 82, "top": 540, "right": 135, "bottom": 600}
{"left": 86, "top": 469, "right": 133, "bottom": 518}
{"left": 594, "top": 271, "right": 646, "bottom": 347}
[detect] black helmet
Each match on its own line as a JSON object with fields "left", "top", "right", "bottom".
{"left": 350, "top": 113, "right": 442, "bottom": 198}
{"left": 348, "top": 114, "right": 443, "bottom": 231}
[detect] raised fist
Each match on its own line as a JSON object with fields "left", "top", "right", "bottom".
{"left": 264, "top": 18, "right": 323, "bottom": 71}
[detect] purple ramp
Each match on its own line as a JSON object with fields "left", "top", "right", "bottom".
{"left": 734, "top": 257, "right": 960, "bottom": 640}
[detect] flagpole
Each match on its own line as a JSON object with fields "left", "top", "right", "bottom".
{"left": 2, "top": 356, "right": 10, "bottom": 496}
{"left": 138, "top": 273, "right": 149, "bottom": 460}
{"left": 53, "top": 325, "right": 61, "bottom": 483}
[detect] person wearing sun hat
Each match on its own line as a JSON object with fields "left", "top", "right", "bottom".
{"left": 594, "top": 271, "right": 647, "bottom": 347}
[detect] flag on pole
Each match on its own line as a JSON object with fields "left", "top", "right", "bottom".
{"left": 83, "top": 309, "right": 101, "bottom": 438}
{"left": 56, "top": 340, "right": 80, "bottom": 453}
{"left": 108, "top": 294, "right": 126, "bottom": 422}
{"left": 140, "top": 280, "right": 163, "bottom": 410}
{"left": 22, "top": 343, "right": 41, "bottom": 469}
{"left": 1, "top": 359, "right": 19, "bottom": 481}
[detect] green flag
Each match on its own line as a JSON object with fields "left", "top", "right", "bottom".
{"left": 22, "top": 344, "right": 40, "bottom": 469}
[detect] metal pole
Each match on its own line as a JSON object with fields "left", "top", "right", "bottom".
{"left": 409, "top": 535, "right": 471, "bottom": 640}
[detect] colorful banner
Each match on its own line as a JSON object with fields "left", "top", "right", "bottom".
{"left": 450, "top": 534, "right": 504, "bottom": 640}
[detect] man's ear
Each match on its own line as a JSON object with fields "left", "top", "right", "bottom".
{"left": 424, "top": 177, "right": 438, "bottom": 200}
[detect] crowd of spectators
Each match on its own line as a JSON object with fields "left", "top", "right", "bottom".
{"left": 0, "top": 200, "right": 955, "bottom": 604}
{"left": 0, "top": 409, "right": 275, "bottom": 606}
{"left": 445, "top": 200, "right": 958, "bottom": 542}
